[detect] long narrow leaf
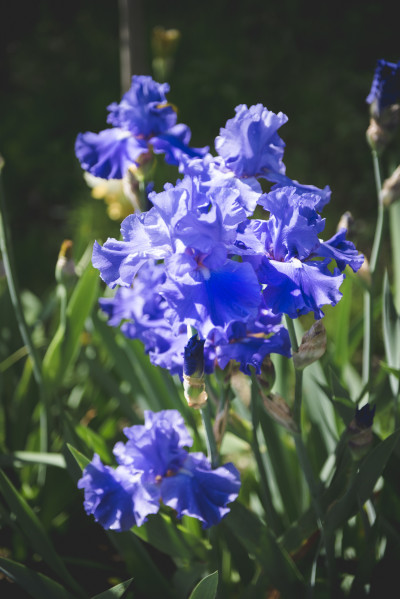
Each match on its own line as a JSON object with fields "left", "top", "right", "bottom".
{"left": 42, "top": 260, "right": 99, "bottom": 388}
{"left": 0, "top": 557, "right": 75, "bottom": 599}
{"left": 0, "top": 451, "right": 66, "bottom": 468}
{"left": 326, "top": 429, "right": 400, "bottom": 532}
{"left": 0, "top": 469, "right": 85, "bottom": 596}
{"left": 223, "top": 501, "right": 304, "bottom": 595}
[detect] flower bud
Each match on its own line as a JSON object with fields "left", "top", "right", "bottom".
{"left": 213, "top": 401, "right": 229, "bottom": 446}
{"left": 262, "top": 392, "right": 298, "bottom": 433}
{"left": 357, "top": 256, "right": 372, "bottom": 287}
{"left": 380, "top": 165, "right": 400, "bottom": 207}
{"left": 347, "top": 404, "right": 375, "bottom": 460}
{"left": 55, "top": 240, "right": 76, "bottom": 286}
{"left": 151, "top": 27, "right": 181, "bottom": 81}
{"left": 257, "top": 357, "right": 276, "bottom": 393}
{"left": 84, "top": 172, "right": 134, "bottom": 220}
{"left": 183, "top": 335, "right": 208, "bottom": 409}
{"left": 337, "top": 211, "right": 354, "bottom": 234}
{"left": 366, "top": 106, "right": 400, "bottom": 153}
{"left": 292, "top": 320, "right": 326, "bottom": 370}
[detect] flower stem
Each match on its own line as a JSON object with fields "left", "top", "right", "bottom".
{"left": 363, "top": 150, "right": 386, "bottom": 390}
{"left": 250, "top": 371, "right": 281, "bottom": 535}
{"left": 284, "top": 316, "right": 302, "bottom": 424}
{"left": 201, "top": 397, "right": 219, "bottom": 468}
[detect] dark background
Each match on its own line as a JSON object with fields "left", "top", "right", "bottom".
{"left": 1, "top": 0, "right": 399, "bottom": 294}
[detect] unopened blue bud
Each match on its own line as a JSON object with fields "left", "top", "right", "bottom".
{"left": 184, "top": 335, "right": 205, "bottom": 377}
{"left": 183, "top": 335, "right": 207, "bottom": 409}
{"left": 354, "top": 404, "right": 376, "bottom": 429}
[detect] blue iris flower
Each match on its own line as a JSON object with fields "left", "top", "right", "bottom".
{"left": 93, "top": 175, "right": 261, "bottom": 336}
{"left": 366, "top": 59, "right": 400, "bottom": 116}
{"left": 78, "top": 410, "right": 241, "bottom": 531}
{"left": 75, "top": 75, "right": 208, "bottom": 179}
{"left": 238, "top": 186, "right": 363, "bottom": 319}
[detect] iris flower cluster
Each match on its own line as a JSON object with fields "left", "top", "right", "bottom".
{"left": 78, "top": 410, "right": 241, "bottom": 531}
{"left": 76, "top": 75, "right": 364, "bottom": 532}
{"left": 81, "top": 76, "right": 363, "bottom": 378}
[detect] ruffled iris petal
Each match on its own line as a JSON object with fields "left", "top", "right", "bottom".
{"left": 75, "top": 128, "right": 146, "bottom": 179}
{"left": 265, "top": 172, "right": 332, "bottom": 212}
{"left": 316, "top": 229, "right": 364, "bottom": 273}
{"left": 92, "top": 211, "right": 172, "bottom": 288}
{"left": 260, "top": 257, "right": 344, "bottom": 319}
{"left": 160, "top": 454, "right": 241, "bottom": 528}
{"left": 215, "top": 104, "right": 288, "bottom": 178}
{"left": 161, "top": 259, "right": 261, "bottom": 335}
{"left": 216, "top": 326, "right": 291, "bottom": 374}
{"left": 77, "top": 455, "right": 137, "bottom": 531}
{"left": 106, "top": 75, "right": 176, "bottom": 135}
{"left": 151, "top": 124, "right": 209, "bottom": 167}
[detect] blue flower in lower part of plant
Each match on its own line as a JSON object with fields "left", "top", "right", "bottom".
{"left": 366, "top": 59, "right": 400, "bottom": 116}
{"left": 75, "top": 75, "right": 208, "bottom": 179}
{"left": 77, "top": 454, "right": 158, "bottom": 531}
{"left": 78, "top": 410, "right": 241, "bottom": 530}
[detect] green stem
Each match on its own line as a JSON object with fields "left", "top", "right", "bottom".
{"left": 363, "top": 151, "right": 386, "bottom": 389}
{"left": 284, "top": 316, "right": 303, "bottom": 425}
{"left": 201, "top": 397, "right": 219, "bottom": 468}
{"left": 250, "top": 372, "right": 281, "bottom": 535}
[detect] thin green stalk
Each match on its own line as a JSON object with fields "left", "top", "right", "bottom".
{"left": 285, "top": 316, "right": 336, "bottom": 590}
{"left": 201, "top": 398, "right": 219, "bottom": 468}
{"left": 0, "top": 167, "right": 49, "bottom": 463}
{"left": 250, "top": 372, "right": 281, "bottom": 535}
{"left": 363, "top": 150, "right": 386, "bottom": 388}
{"left": 284, "top": 316, "right": 302, "bottom": 424}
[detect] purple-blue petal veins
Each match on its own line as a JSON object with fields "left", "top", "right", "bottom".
{"left": 184, "top": 335, "right": 205, "bottom": 376}
{"left": 366, "top": 59, "right": 400, "bottom": 114}
{"left": 215, "top": 104, "right": 288, "bottom": 178}
{"left": 79, "top": 410, "right": 240, "bottom": 530}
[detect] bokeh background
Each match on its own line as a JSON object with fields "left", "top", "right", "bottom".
{"left": 1, "top": 0, "right": 399, "bottom": 295}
